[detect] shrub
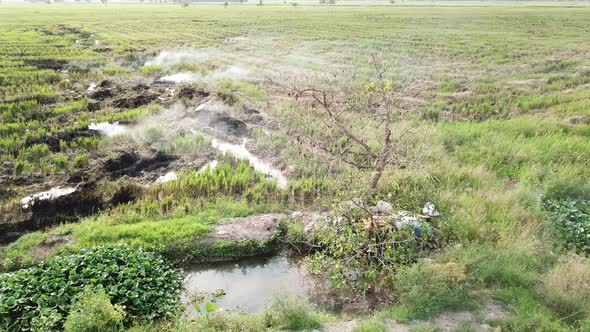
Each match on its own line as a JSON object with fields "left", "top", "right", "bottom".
{"left": 264, "top": 295, "right": 322, "bottom": 330}
{"left": 539, "top": 254, "right": 590, "bottom": 320}
{"left": 495, "top": 287, "right": 571, "bottom": 332}
{"left": 392, "top": 262, "right": 472, "bottom": 320}
{"left": 73, "top": 152, "right": 90, "bottom": 168}
{"left": 352, "top": 319, "right": 386, "bottom": 332}
{"left": 63, "top": 287, "right": 124, "bottom": 332}
{"left": 545, "top": 199, "right": 590, "bottom": 254}
{"left": 18, "top": 143, "right": 50, "bottom": 162}
{"left": 0, "top": 245, "right": 182, "bottom": 331}
{"left": 307, "top": 203, "right": 425, "bottom": 295}
{"left": 139, "top": 65, "right": 162, "bottom": 76}
{"left": 188, "top": 295, "right": 325, "bottom": 331}
{"left": 53, "top": 154, "right": 70, "bottom": 172}
{"left": 544, "top": 176, "right": 590, "bottom": 202}
{"left": 13, "top": 159, "right": 31, "bottom": 176}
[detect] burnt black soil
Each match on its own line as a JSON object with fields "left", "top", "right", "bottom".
{"left": 24, "top": 58, "right": 68, "bottom": 70}
{"left": 88, "top": 80, "right": 162, "bottom": 111}
{"left": 104, "top": 151, "right": 179, "bottom": 179}
{"left": 0, "top": 182, "right": 139, "bottom": 244}
{"left": 112, "top": 94, "right": 159, "bottom": 109}
{"left": 178, "top": 86, "right": 210, "bottom": 100}
{"left": 192, "top": 109, "right": 251, "bottom": 138}
{"left": 55, "top": 24, "right": 93, "bottom": 39}
{"left": 46, "top": 129, "right": 98, "bottom": 152}
{"left": 0, "top": 189, "right": 103, "bottom": 244}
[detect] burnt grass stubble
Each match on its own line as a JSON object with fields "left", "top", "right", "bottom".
{"left": 0, "top": 57, "right": 276, "bottom": 247}
{"left": 0, "top": 64, "right": 225, "bottom": 243}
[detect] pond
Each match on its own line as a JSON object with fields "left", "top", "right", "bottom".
{"left": 182, "top": 255, "right": 311, "bottom": 314}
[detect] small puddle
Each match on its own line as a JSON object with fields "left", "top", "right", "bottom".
{"left": 211, "top": 138, "right": 288, "bottom": 189}
{"left": 182, "top": 255, "right": 310, "bottom": 314}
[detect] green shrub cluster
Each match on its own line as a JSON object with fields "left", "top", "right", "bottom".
{"left": 391, "top": 262, "right": 473, "bottom": 321}
{"left": 545, "top": 199, "right": 590, "bottom": 254}
{"left": 182, "top": 295, "right": 326, "bottom": 331}
{"left": 307, "top": 203, "right": 428, "bottom": 295}
{"left": 0, "top": 245, "right": 182, "bottom": 331}
{"left": 63, "top": 287, "right": 125, "bottom": 332}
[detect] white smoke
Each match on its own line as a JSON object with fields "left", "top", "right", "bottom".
{"left": 145, "top": 49, "right": 208, "bottom": 67}
{"left": 143, "top": 35, "right": 351, "bottom": 85}
{"left": 21, "top": 187, "right": 76, "bottom": 209}
{"left": 158, "top": 72, "right": 200, "bottom": 84}
{"left": 155, "top": 171, "right": 178, "bottom": 184}
{"left": 155, "top": 66, "right": 252, "bottom": 85}
{"left": 89, "top": 122, "right": 128, "bottom": 137}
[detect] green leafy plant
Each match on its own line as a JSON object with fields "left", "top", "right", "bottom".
{"left": 63, "top": 286, "right": 124, "bottom": 332}
{"left": 0, "top": 245, "right": 182, "bottom": 331}
{"left": 195, "top": 302, "right": 218, "bottom": 323}
{"left": 545, "top": 199, "right": 590, "bottom": 253}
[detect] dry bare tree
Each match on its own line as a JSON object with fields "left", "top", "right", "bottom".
{"left": 270, "top": 54, "right": 424, "bottom": 194}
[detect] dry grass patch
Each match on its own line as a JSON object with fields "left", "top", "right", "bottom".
{"left": 540, "top": 253, "right": 590, "bottom": 321}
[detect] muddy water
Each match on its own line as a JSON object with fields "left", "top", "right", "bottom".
{"left": 182, "top": 255, "right": 310, "bottom": 314}
{"left": 211, "top": 139, "right": 288, "bottom": 189}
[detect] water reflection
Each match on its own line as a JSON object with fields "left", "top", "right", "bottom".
{"left": 182, "top": 255, "right": 309, "bottom": 314}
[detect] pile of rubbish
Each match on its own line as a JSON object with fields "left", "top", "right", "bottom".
{"left": 334, "top": 199, "right": 440, "bottom": 237}
{"left": 364, "top": 200, "right": 440, "bottom": 236}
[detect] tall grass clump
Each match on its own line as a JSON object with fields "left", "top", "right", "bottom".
{"left": 539, "top": 254, "right": 590, "bottom": 322}
{"left": 390, "top": 262, "right": 473, "bottom": 321}
{"left": 186, "top": 294, "right": 326, "bottom": 331}
{"left": 151, "top": 161, "right": 281, "bottom": 204}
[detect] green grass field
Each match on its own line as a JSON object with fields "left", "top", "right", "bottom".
{"left": 1, "top": 3, "right": 590, "bottom": 331}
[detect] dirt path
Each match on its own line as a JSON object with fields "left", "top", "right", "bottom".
{"left": 211, "top": 213, "right": 285, "bottom": 243}
{"left": 323, "top": 303, "right": 508, "bottom": 332}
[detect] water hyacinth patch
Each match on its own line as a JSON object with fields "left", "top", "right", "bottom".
{"left": 0, "top": 245, "right": 182, "bottom": 331}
